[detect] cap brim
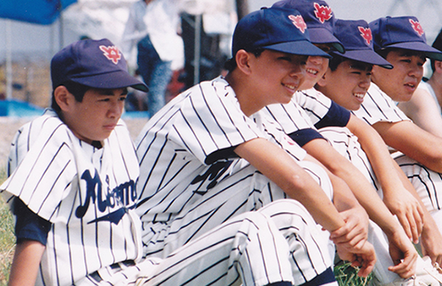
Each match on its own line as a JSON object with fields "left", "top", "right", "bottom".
{"left": 264, "top": 40, "right": 332, "bottom": 58}
{"left": 308, "top": 27, "right": 345, "bottom": 53}
{"left": 331, "top": 49, "right": 393, "bottom": 69}
{"left": 382, "top": 41, "right": 442, "bottom": 61}
{"left": 70, "top": 70, "right": 149, "bottom": 92}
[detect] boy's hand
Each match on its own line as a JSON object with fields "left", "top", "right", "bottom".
{"left": 335, "top": 240, "right": 376, "bottom": 277}
{"left": 329, "top": 206, "right": 368, "bottom": 251}
{"left": 420, "top": 219, "right": 442, "bottom": 269}
{"left": 387, "top": 230, "right": 418, "bottom": 278}
{"left": 383, "top": 186, "right": 424, "bottom": 243}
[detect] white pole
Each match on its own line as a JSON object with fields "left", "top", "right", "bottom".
{"left": 6, "top": 20, "right": 12, "bottom": 100}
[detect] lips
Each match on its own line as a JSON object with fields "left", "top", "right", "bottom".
{"left": 282, "top": 83, "right": 298, "bottom": 92}
{"left": 103, "top": 123, "right": 117, "bottom": 130}
{"left": 353, "top": 92, "right": 365, "bottom": 99}
{"left": 306, "top": 68, "right": 319, "bottom": 76}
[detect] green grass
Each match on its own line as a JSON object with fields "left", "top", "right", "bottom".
{"left": 0, "top": 167, "right": 13, "bottom": 286}
{"left": 334, "top": 259, "right": 372, "bottom": 286}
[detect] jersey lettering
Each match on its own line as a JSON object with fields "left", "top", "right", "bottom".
{"left": 191, "top": 160, "right": 234, "bottom": 194}
{"left": 75, "top": 169, "right": 136, "bottom": 224}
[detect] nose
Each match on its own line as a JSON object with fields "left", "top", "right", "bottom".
{"left": 308, "top": 56, "right": 324, "bottom": 65}
{"left": 290, "top": 58, "right": 307, "bottom": 79}
{"left": 108, "top": 100, "right": 123, "bottom": 118}
{"left": 359, "top": 74, "right": 371, "bottom": 89}
{"left": 409, "top": 63, "right": 423, "bottom": 79}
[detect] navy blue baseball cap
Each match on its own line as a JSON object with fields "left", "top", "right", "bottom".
{"left": 272, "top": 0, "right": 345, "bottom": 53}
{"left": 331, "top": 19, "right": 393, "bottom": 69}
{"left": 370, "top": 16, "right": 442, "bottom": 61}
{"left": 51, "top": 38, "right": 148, "bottom": 92}
{"left": 231, "top": 7, "right": 331, "bottom": 59}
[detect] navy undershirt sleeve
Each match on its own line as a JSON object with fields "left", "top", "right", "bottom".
{"left": 289, "top": 128, "right": 326, "bottom": 147}
{"left": 12, "top": 197, "right": 52, "bottom": 245}
{"left": 314, "top": 101, "right": 351, "bottom": 129}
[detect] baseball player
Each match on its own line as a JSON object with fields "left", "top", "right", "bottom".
{"left": 0, "top": 38, "right": 351, "bottom": 286}
{"left": 260, "top": 2, "right": 430, "bottom": 284}
{"left": 135, "top": 6, "right": 376, "bottom": 286}
{"left": 397, "top": 28, "right": 442, "bottom": 138}
{"left": 348, "top": 16, "right": 442, "bottom": 268}
{"left": 308, "top": 18, "right": 442, "bottom": 284}
{"left": 1, "top": 38, "right": 147, "bottom": 285}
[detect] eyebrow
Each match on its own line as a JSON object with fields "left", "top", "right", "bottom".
{"left": 349, "top": 62, "right": 373, "bottom": 71}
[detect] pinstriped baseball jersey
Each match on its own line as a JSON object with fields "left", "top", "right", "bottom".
{"left": 263, "top": 88, "right": 379, "bottom": 190}
{"left": 135, "top": 76, "right": 307, "bottom": 224}
{"left": 263, "top": 100, "right": 316, "bottom": 135}
{"left": 352, "top": 83, "right": 411, "bottom": 125}
{"left": 351, "top": 83, "right": 442, "bottom": 213}
{"left": 1, "top": 109, "right": 142, "bottom": 286}
{"left": 293, "top": 88, "right": 336, "bottom": 126}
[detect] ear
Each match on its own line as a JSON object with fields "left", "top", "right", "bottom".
{"left": 53, "top": 85, "right": 72, "bottom": 112}
{"left": 316, "top": 68, "right": 330, "bottom": 87}
{"left": 435, "top": 60, "right": 442, "bottom": 73}
{"left": 235, "top": 49, "right": 253, "bottom": 75}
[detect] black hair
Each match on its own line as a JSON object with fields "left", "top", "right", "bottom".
{"left": 430, "top": 29, "right": 442, "bottom": 72}
{"left": 51, "top": 81, "right": 90, "bottom": 114}
{"left": 224, "top": 48, "right": 265, "bottom": 72}
{"left": 328, "top": 53, "right": 348, "bottom": 71}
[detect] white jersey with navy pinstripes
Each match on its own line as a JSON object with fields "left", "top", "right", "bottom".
{"left": 352, "top": 83, "right": 411, "bottom": 125}
{"left": 135, "top": 76, "right": 307, "bottom": 228}
{"left": 1, "top": 109, "right": 142, "bottom": 286}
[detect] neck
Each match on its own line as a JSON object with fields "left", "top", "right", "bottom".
{"left": 225, "top": 72, "right": 263, "bottom": 117}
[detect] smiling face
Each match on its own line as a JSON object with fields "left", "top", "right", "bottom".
{"left": 316, "top": 59, "right": 373, "bottom": 111}
{"left": 371, "top": 49, "right": 425, "bottom": 102}
{"left": 58, "top": 87, "right": 127, "bottom": 145}
{"left": 299, "top": 44, "right": 331, "bottom": 90}
{"left": 250, "top": 49, "right": 307, "bottom": 105}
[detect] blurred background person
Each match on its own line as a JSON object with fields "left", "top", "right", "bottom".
{"left": 121, "top": 0, "right": 185, "bottom": 117}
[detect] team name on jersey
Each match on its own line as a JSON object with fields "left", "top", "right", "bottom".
{"left": 191, "top": 160, "right": 234, "bottom": 195}
{"left": 75, "top": 169, "right": 137, "bottom": 224}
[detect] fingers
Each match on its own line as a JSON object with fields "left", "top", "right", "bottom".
{"left": 395, "top": 203, "right": 423, "bottom": 244}
{"left": 388, "top": 251, "right": 418, "bottom": 279}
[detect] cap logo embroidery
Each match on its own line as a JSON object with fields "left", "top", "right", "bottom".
{"left": 99, "top": 45, "right": 121, "bottom": 64}
{"left": 409, "top": 19, "right": 424, "bottom": 36}
{"left": 288, "top": 15, "right": 307, "bottom": 33}
{"left": 313, "top": 3, "right": 333, "bottom": 23}
{"left": 358, "top": 26, "right": 372, "bottom": 45}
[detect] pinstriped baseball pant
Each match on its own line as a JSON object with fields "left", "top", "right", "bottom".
{"left": 79, "top": 199, "right": 336, "bottom": 286}
{"left": 134, "top": 160, "right": 336, "bottom": 285}
{"left": 393, "top": 152, "right": 442, "bottom": 228}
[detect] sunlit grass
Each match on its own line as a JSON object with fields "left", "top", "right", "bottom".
{"left": 0, "top": 167, "right": 13, "bottom": 286}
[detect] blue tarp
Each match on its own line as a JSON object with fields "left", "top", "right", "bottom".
{"left": 0, "top": 99, "right": 150, "bottom": 118}
{"left": 0, "top": 99, "right": 44, "bottom": 117}
{"left": 0, "top": 0, "right": 77, "bottom": 25}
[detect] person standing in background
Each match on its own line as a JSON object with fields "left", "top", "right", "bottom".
{"left": 121, "top": 0, "right": 185, "bottom": 117}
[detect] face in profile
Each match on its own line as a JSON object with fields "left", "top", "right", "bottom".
{"left": 371, "top": 49, "right": 425, "bottom": 102}
{"left": 316, "top": 59, "right": 373, "bottom": 111}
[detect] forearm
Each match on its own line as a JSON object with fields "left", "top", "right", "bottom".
{"left": 373, "top": 121, "right": 442, "bottom": 173}
{"left": 8, "top": 240, "right": 45, "bottom": 286}
{"left": 303, "top": 139, "right": 401, "bottom": 235}
{"left": 348, "top": 115, "right": 405, "bottom": 194}
{"left": 234, "top": 138, "right": 345, "bottom": 232}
